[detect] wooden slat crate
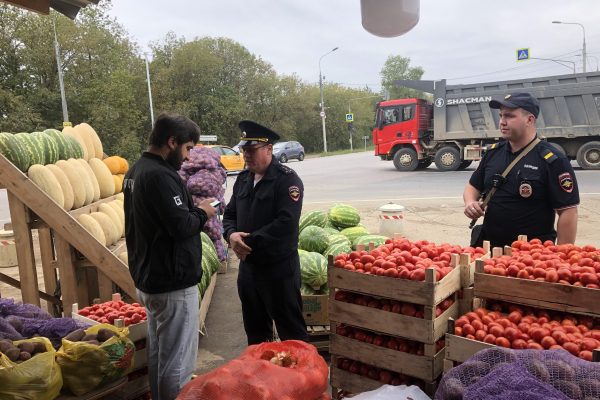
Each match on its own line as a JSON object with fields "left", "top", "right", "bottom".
{"left": 199, "top": 272, "right": 217, "bottom": 335}
{"left": 473, "top": 258, "right": 600, "bottom": 316}
{"left": 307, "top": 324, "right": 330, "bottom": 352}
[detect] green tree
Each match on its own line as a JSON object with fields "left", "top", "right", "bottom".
{"left": 380, "top": 55, "right": 425, "bottom": 100}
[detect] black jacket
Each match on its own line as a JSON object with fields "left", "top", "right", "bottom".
{"left": 223, "top": 159, "right": 303, "bottom": 277}
{"left": 123, "top": 152, "right": 208, "bottom": 294}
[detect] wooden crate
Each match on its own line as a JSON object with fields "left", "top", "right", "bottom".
{"left": 473, "top": 259, "right": 600, "bottom": 316}
{"left": 199, "top": 272, "right": 217, "bottom": 335}
{"left": 307, "top": 325, "right": 330, "bottom": 352}
{"left": 330, "top": 333, "right": 444, "bottom": 382}
{"left": 329, "top": 255, "right": 462, "bottom": 307}
{"left": 444, "top": 332, "right": 495, "bottom": 370}
{"left": 329, "top": 295, "right": 458, "bottom": 343}
{"left": 103, "top": 368, "right": 150, "bottom": 400}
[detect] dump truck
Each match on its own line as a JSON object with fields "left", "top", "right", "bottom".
{"left": 373, "top": 71, "right": 600, "bottom": 171}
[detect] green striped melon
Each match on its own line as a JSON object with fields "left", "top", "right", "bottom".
{"left": 323, "top": 242, "right": 352, "bottom": 258}
{"left": 299, "top": 210, "right": 328, "bottom": 232}
{"left": 300, "top": 284, "right": 320, "bottom": 295}
{"left": 64, "top": 135, "right": 84, "bottom": 159}
{"left": 32, "top": 131, "right": 59, "bottom": 164}
{"left": 299, "top": 225, "right": 329, "bottom": 253}
{"left": 14, "top": 132, "right": 44, "bottom": 166}
{"left": 323, "top": 227, "right": 340, "bottom": 236}
{"left": 353, "top": 234, "right": 389, "bottom": 249}
{"left": 340, "top": 226, "right": 370, "bottom": 244}
{"left": 328, "top": 204, "right": 360, "bottom": 229}
{"left": 0, "top": 132, "right": 31, "bottom": 172}
{"left": 300, "top": 251, "right": 328, "bottom": 290}
{"left": 201, "top": 232, "right": 220, "bottom": 275}
{"left": 44, "top": 129, "right": 73, "bottom": 160}
{"left": 327, "top": 233, "right": 351, "bottom": 247}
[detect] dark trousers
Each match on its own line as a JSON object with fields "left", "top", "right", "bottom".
{"left": 237, "top": 262, "right": 308, "bottom": 345}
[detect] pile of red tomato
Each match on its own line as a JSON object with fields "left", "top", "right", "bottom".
{"left": 336, "top": 357, "right": 422, "bottom": 386}
{"left": 482, "top": 239, "right": 600, "bottom": 288}
{"left": 453, "top": 303, "right": 599, "bottom": 361}
{"left": 336, "top": 324, "right": 445, "bottom": 355}
{"left": 77, "top": 300, "right": 146, "bottom": 326}
{"left": 334, "top": 290, "right": 455, "bottom": 318}
{"left": 333, "top": 238, "right": 486, "bottom": 281}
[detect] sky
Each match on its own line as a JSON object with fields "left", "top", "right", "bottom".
{"left": 107, "top": 0, "right": 600, "bottom": 92}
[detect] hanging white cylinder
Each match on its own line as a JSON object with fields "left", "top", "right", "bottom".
{"left": 361, "top": 0, "right": 420, "bottom": 38}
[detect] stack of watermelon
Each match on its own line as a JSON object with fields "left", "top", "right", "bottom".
{"left": 297, "top": 204, "right": 389, "bottom": 295}
{"left": 198, "top": 232, "right": 220, "bottom": 299}
{"left": 0, "top": 129, "right": 84, "bottom": 173}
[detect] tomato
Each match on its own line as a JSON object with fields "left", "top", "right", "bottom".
{"left": 527, "top": 342, "right": 544, "bottom": 350}
{"left": 465, "top": 312, "right": 480, "bottom": 322}
{"left": 562, "top": 342, "right": 580, "bottom": 356}
{"left": 516, "top": 270, "right": 530, "bottom": 280}
{"left": 540, "top": 336, "right": 557, "bottom": 349}
{"left": 471, "top": 319, "right": 484, "bottom": 331}
{"left": 504, "top": 327, "right": 519, "bottom": 341}
{"left": 507, "top": 311, "right": 522, "bottom": 324}
{"left": 409, "top": 269, "right": 425, "bottom": 281}
{"left": 489, "top": 325, "right": 504, "bottom": 338}
{"left": 495, "top": 337, "right": 511, "bottom": 348}
{"left": 512, "top": 339, "right": 528, "bottom": 349}
{"left": 545, "top": 270, "right": 559, "bottom": 283}
{"left": 483, "top": 334, "right": 496, "bottom": 344}
{"left": 462, "top": 324, "right": 476, "bottom": 336}
{"left": 579, "top": 350, "right": 593, "bottom": 361}
{"left": 454, "top": 327, "right": 463, "bottom": 336}
{"left": 475, "top": 330, "right": 487, "bottom": 341}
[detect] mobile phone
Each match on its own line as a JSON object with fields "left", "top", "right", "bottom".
{"left": 210, "top": 200, "right": 221, "bottom": 208}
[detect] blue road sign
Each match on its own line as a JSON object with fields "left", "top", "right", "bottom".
{"left": 346, "top": 113, "right": 354, "bottom": 122}
{"left": 517, "top": 48, "right": 530, "bottom": 61}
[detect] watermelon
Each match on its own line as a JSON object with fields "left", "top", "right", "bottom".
{"left": 323, "top": 242, "right": 352, "bottom": 258}
{"left": 300, "top": 251, "right": 328, "bottom": 290}
{"left": 201, "top": 232, "right": 220, "bottom": 275}
{"left": 353, "top": 234, "right": 389, "bottom": 249}
{"left": 301, "top": 283, "right": 329, "bottom": 296}
{"left": 64, "top": 135, "right": 84, "bottom": 159}
{"left": 328, "top": 204, "right": 360, "bottom": 229}
{"left": 299, "top": 210, "right": 328, "bottom": 232}
{"left": 14, "top": 132, "right": 44, "bottom": 166}
{"left": 298, "top": 225, "right": 329, "bottom": 253}
{"left": 323, "top": 227, "right": 339, "bottom": 236}
{"left": 340, "top": 226, "right": 370, "bottom": 244}
{"left": 327, "top": 233, "right": 351, "bottom": 247}
{"left": 32, "top": 131, "right": 59, "bottom": 164}
{"left": 44, "top": 129, "right": 73, "bottom": 160}
{"left": 0, "top": 132, "right": 31, "bottom": 172}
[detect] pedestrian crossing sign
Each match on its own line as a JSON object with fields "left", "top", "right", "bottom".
{"left": 517, "top": 48, "right": 530, "bottom": 61}
{"left": 346, "top": 113, "right": 354, "bottom": 122}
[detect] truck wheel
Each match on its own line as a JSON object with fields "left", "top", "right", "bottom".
{"left": 576, "top": 141, "right": 600, "bottom": 170}
{"left": 458, "top": 160, "right": 473, "bottom": 170}
{"left": 434, "top": 147, "right": 461, "bottom": 171}
{"left": 393, "top": 148, "right": 419, "bottom": 171}
{"left": 417, "top": 159, "right": 432, "bottom": 170}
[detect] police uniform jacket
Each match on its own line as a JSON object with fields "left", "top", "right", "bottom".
{"left": 123, "top": 152, "right": 208, "bottom": 294}
{"left": 223, "top": 158, "right": 303, "bottom": 277}
{"left": 469, "top": 138, "right": 579, "bottom": 246}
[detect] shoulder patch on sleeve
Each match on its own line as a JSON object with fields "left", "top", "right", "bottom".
{"left": 558, "top": 172, "right": 574, "bottom": 193}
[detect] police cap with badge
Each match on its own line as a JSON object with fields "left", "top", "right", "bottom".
{"left": 238, "top": 120, "right": 280, "bottom": 148}
{"left": 489, "top": 92, "right": 540, "bottom": 118}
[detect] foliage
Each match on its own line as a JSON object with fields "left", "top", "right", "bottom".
{"left": 380, "top": 55, "right": 425, "bottom": 100}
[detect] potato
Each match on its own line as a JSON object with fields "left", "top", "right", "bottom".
{"left": 64, "top": 329, "right": 85, "bottom": 342}
{"left": 545, "top": 360, "right": 575, "bottom": 381}
{"left": 0, "top": 340, "right": 13, "bottom": 353}
{"left": 18, "top": 351, "right": 31, "bottom": 361}
{"left": 524, "top": 359, "right": 549, "bottom": 382}
{"left": 85, "top": 340, "right": 100, "bottom": 346}
{"left": 6, "top": 316, "right": 23, "bottom": 333}
{"left": 17, "top": 342, "right": 35, "bottom": 354}
{"left": 33, "top": 342, "right": 47, "bottom": 354}
{"left": 554, "top": 380, "right": 582, "bottom": 400}
{"left": 4, "top": 347, "right": 20, "bottom": 362}
{"left": 96, "top": 328, "right": 117, "bottom": 343}
{"left": 441, "top": 377, "right": 465, "bottom": 400}
{"left": 82, "top": 333, "right": 98, "bottom": 342}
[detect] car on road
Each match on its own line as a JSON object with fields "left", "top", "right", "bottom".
{"left": 273, "top": 141, "right": 304, "bottom": 163}
{"left": 203, "top": 145, "right": 245, "bottom": 173}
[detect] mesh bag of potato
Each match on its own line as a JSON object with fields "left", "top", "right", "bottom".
{"left": 436, "top": 347, "right": 600, "bottom": 400}
{"left": 56, "top": 323, "right": 135, "bottom": 396}
{"left": 0, "top": 336, "right": 62, "bottom": 400}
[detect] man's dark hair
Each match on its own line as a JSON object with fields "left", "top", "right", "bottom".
{"left": 148, "top": 113, "right": 201, "bottom": 147}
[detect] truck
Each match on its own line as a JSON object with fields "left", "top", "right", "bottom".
{"left": 373, "top": 71, "right": 600, "bottom": 171}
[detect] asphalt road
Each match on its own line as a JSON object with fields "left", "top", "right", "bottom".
{"left": 1, "top": 151, "right": 599, "bottom": 227}
{"left": 224, "top": 151, "right": 600, "bottom": 205}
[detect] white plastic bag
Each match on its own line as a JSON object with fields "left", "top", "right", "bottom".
{"left": 349, "top": 384, "right": 431, "bottom": 400}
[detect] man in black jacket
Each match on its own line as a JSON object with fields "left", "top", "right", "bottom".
{"left": 123, "top": 113, "right": 216, "bottom": 400}
{"left": 223, "top": 120, "right": 308, "bottom": 345}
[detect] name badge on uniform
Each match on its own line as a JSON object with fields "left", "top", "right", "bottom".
{"left": 519, "top": 182, "right": 532, "bottom": 198}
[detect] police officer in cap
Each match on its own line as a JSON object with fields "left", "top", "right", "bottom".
{"left": 464, "top": 92, "right": 579, "bottom": 248}
{"left": 223, "top": 120, "right": 308, "bottom": 345}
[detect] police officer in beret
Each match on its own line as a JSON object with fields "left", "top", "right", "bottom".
{"left": 223, "top": 120, "right": 308, "bottom": 345}
{"left": 464, "top": 92, "right": 579, "bottom": 248}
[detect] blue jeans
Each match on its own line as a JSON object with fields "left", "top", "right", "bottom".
{"left": 137, "top": 286, "right": 199, "bottom": 400}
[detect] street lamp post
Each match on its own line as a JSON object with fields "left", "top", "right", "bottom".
{"left": 144, "top": 53, "right": 155, "bottom": 127}
{"left": 553, "top": 21, "right": 587, "bottom": 73}
{"left": 52, "top": 14, "right": 69, "bottom": 125}
{"left": 319, "top": 47, "right": 338, "bottom": 153}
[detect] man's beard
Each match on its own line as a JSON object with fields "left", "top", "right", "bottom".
{"left": 166, "top": 145, "right": 184, "bottom": 170}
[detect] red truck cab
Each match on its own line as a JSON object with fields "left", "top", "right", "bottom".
{"left": 373, "top": 98, "right": 433, "bottom": 170}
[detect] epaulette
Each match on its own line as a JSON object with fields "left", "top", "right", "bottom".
{"left": 541, "top": 149, "right": 559, "bottom": 164}
{"left": 484, "top": 141, "right": 505, "bottom": 152}
{"left": 277, "top": 164, "right": 295, "bottom": 175}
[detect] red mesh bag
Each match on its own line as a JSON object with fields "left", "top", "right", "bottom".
{"left": 177, "top": 340, "right": 329, "bottom": 400}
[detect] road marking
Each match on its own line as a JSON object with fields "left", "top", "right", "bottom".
{"left": 305, "top": 193, "right": 600, "bottom": 205}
